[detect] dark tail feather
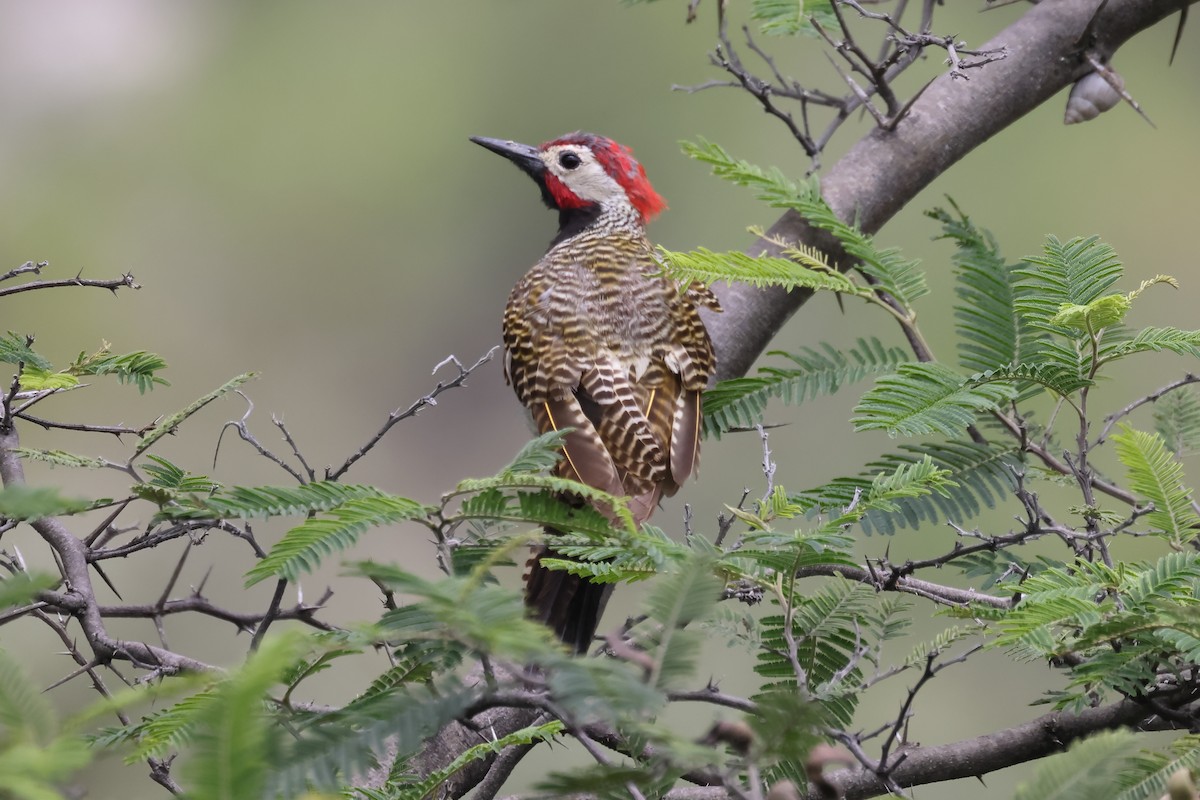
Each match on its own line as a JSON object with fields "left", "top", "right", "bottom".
{"left": 525, "top": 542, "right": 613, "bottom": 654}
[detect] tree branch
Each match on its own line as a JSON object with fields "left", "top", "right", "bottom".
{"left": 0, "top": 426, "right": 215, "bottom": 675}
{"left": 705, "top": 0, "right": 1193, "bottom": 380}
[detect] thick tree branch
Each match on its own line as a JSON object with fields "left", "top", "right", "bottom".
{"left": 655, "top": 689, "right": 1195, "bottom": 800}
{"left": 705, "top": 0, "right": 1193, "bottom": 380}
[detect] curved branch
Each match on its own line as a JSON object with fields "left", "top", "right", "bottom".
{"left": 657, "top": 690, "right": 1194, "bottom": 799}
{"left": 706, "top": 0, "right": 1193, "bottom": 380}
{"left": 0, "top": 427, "right": 214, "bottom": 674}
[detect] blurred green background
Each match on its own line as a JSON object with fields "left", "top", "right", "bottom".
{"left": 2, "top": 2, "right": 1198, "bottom": 797}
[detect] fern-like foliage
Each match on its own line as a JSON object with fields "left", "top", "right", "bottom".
{"left": 1015, "top": 235, "right": 1124, "bottom": 331}
{"left": 0, "top": 572, "right": 58, "bottom": 611}
{"left": 362, "top": 561, "right": 560, "bottom": 661}
{"left": 1113, "top": 734, "right": 1200, "bottom": 800}
{"left": 750, "top": 0, "right": 837, "bottom": 36}
{"left": 183, "top": 632, "right": 307, "bottom": 800}
{"left": 1154, "top": 388, "right": 1200, "bottom": 457}
{"left": 497, "top": 429, "right": 569, "bottom": 475}
{"left": 0, "top": 486, "right": 95, "bottom": 521}
{"left": 1014, "top": 729, "right": 1140, "bottom": 800}
{"left": 455, "top": 486, "right": 616, "bottom": 539}
{"left": 134, "top": 455, "right": 221, "bottom": 507}
{"left": 979, "top": 554, "right": 1200, "bottom": 708}
{"left": 793, "top": 439, "right": 1019, "bottom": 534}
{"left": 657, "top": 246, "right": 856, "bottom": 294}
{"left": 683, "top": 139, "right": 928, "bottom": 305}
{"left": 969, "top": 362, "right": 1094, "bottom": 398}
{"left": 0, "top": 647, "right": 91, "bottom": 798}
{"left": 245, "top": 494, "right": 430, "bottom": 586}
{"left": 638, "top": 554, "right": 723, "bottom": 688}
{"left": 1098, "top": 326, "right": 1200, "bottom": 365}
{"left": 930, "top": 203, "right": 1035, "bottom": 373}
{"left": 67, "top": 345, "right": 169, "bottom": 393}
{"left": 10, "top": 448, "right": 107, "bottom": 470}
{"left": 756, "top": 579, "right": 901, "bottom": 726}
{"left": 453, "top": 473, "right": 635, "bottom": 534}
{"left": 100, "top": 687, "right": 218, "bottom": 763}
{"left": 390, "top": 720, "right": 564, "bottom": 800}
{"left": 680, "top": 138, "right": 808, "bottom": 210}
{"left": 540, "top": 523, "right": 681, "bottom": 585}
{"left": 135, "top": 372, "right": 258, "bottom": 457}
{"left": 269, "top": 682, "right": 481, "bottom": 799}
{"left": 702, "top": 338, "right": 910, "bottom": 438}
{"left": 174, "top": 481, "right": 389, "bottom": 520}
{"left": 853, "top": 362, "right": 1014, "bottom": 438}
{"left": 0, "top": 331, "right": 53, "bottom": 371}
{"left": 1112, "top": 425, "right": 1200, "bottom": 545}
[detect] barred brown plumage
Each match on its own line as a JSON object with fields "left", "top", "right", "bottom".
{"left": 472, "top": 132, "right": 719, "bottom": 652}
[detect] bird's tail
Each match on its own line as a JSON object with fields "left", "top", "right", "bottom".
{"left": 524, "top": 538, "right": 614, "bottom": 654}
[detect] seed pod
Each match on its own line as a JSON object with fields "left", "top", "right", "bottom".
{"left": 1064, "top": 70, "right": 1124, "bottom": 124}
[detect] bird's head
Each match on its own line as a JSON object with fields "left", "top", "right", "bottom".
{"left": 470, "top": 132, "right": 666, "bottom": 225}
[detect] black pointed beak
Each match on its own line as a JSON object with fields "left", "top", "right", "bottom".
{"left": 470, "top": 136, "right": 546, "bottom": 181}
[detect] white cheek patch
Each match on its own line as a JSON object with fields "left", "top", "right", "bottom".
{"left": 563, "top": 164, "right": 626, "bottom": 204}
{"left": 542, "top": 147, "right": 628, "bottom": 205}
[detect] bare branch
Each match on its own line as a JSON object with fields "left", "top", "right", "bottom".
{"left": 327, "top": 348, "right": 497, "bottom": 481}
{"left": 0, "top": 271, "right": 139, "bottom": 299}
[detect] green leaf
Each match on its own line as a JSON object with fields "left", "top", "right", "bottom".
{"left": 929, "top": 202, "right": 1035, "bottom": 373}
{"left": 755, "top": 579, "right": 884, "bottom": 725}
{"left": 1014, "top": 235, "right": 1124, "bottom": 332}
{"left": 245, "top": 494, "right": 429, "bottom": 586}
{"left": 1049, "top": 294, "right": 1130, "bottom": 332}
{"left": 184, "top": 633, "right": 306, "bottom": 800}
{"left": 271, "top": 682, "right": 481, "bottom": 798}
{"left": 0, "top": 572, "right": 57, "bottom": 611}
{"left": 500, "top": 430, "right": 569, "bottom": 475}
{"left": 68, "top": 347, "right": 169, "bottom": 393}
{"left": 397, "top": 720, "right": 564, "bottom": 798}
{"left": 0, "top": 486, "right": 94, "bottom": 521}
{"left": 116, "top": 688, "right": 218, "bottom": 762}
{"left": 140, "top": 455, "right": 220, "bottom": 494}
{"left": 702, "top": 339, "right": 910, "bottom": 438}
{"left": 793, "top": 439, "right": 1018, "bottom": 535}
{"left": 455, "top": 473, "right": 636, "bottom": 533}
{"left": 853, "top": 362, "right": 1014, "bottom": 438}
{"left": 688, "top": 142, "right": 935, "bottom": 308}
{"left": 1154, "top": 388, "right": 1200, "bottom": 457}
{"left": 0, "top": 742, "right": 91, "bottom": 800}
{"left": 9, "top": 448, "right": 106, "bottom": 470}
{"left": 0, "top": 332, "right": 52, "bottom": 371}
{"left": 1099, "top": 327, "right": 1200, "bottom": 363}
{"left": 859, "top": 457, "right": 955, "bottom": 513}
{"left": 1113, "top": 734, "right": 1200, "bottom": 800}
{"left": 657, "top": 246, "right": 856, "bottom": 294}
{"left": 170, "top": 481, "right": 384, "bottom": 520}
{"left": 969, "top": 363, "right": 1093, "bottom": 398}
{"left": 642, "top": 554, "right": 723, "bottom": 687}
{"left": 135, "top": 372, "right": 258, "bottom": 457}
{"left": 681, "top": 138, "right": 808, "bottom": 210}
{"left": 1112, "top": 424, "right": 1200, "bottom": 544}
{"left": 751, "top": 0, "right": 805, "bottom": 35}
{"left": 1015, "top": 729, "right": 1139, "bottom": 800}
{"left": 0, "top": 647, "right": 56, "bottom": 746}
{"left": 17, "top": 368, "right": 78, "bottom": 391}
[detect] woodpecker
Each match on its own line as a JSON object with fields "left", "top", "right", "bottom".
{"left": 471, "top": 131, "right": 719, "bottom": 652}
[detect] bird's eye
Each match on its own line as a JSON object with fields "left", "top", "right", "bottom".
{"left": 558, "top": 152, "right": 582, "bottom": 170}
